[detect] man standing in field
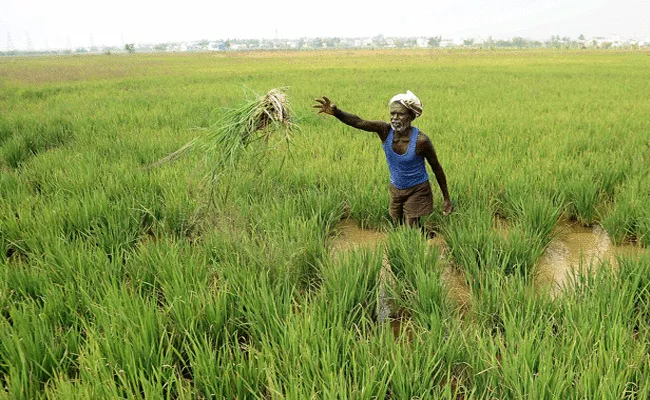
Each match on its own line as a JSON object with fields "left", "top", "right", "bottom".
{"left": 313, "top": 91, "right": 453, "bottom": 228}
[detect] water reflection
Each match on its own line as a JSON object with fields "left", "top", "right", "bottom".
{"left": 535, "top": 221, "right": 644, "bottom": 297}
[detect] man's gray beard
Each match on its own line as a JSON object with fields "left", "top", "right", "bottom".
{"left": 391, "top": 123, "right": 407, "bottom": 132}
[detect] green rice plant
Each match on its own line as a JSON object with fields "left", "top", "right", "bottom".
{"left": 617, "top": 253, "right": 650, "bottom": 326}
{"left": 510, "top": 195, "right": 561, "bottom": 246}
{"left": 221, "top": 263, "right": 296, "bottom": 349}
{"left": 43, "top": 369, "right": 196, "bottom": 400}
{"left": 637, "top": 212, "right": 650, "bottom": 247}
{"left": 494, "top": 188, "right": 562, "bottom": 278}
{"left": 592, "top": 154, "right": 631, "bottom": 201}
{"left": 600, "top": 200, "right": 639, "bottom": 245}
{"left": 484, "top": 283, "right": 565, "bottom": 398}
{"left": 257, "top": 295, "right": 391, "bottom": 398}
{"left": 388, "top": 319, "right": 472, "bottom": 398}
{"left": 0, "top": 299, "right": 80, "bottom": 399}
{"left": 245, "top": 188, "right": 344, "bottom": 289}
{"left": 600, "top": 176, "right": 647, "bottom": 245}
{"left": 443, "top": 204, "right": 498, "bottom": 278}
{"left": 128, "top": 241, "right": 231, "bottom": 343}
{"left": 2, "top": 257, "right": 50, "bottom": 305}
{"left": 151, "top": 87, "right": 297, "bottom": 184}
{"left": 385, "top": 226, "right": 451, "bottom": 327}
{"left": 0, "top": 118, "right": 74, "bottom": 169}
{"left": 185, "top": 332, "right": 266, "bottom": 399}
{"left": 0, "top": 117, "right": 13, "bottom": 146}
{"left": 315, "top": 248, "right": 382, "bottom": 328}
{"left": 563, "top": 177, "right": 600, "bottom": 225}
{"left": 330, "top": 329, "right": 391, "bottom": 399}
{"left": 499, "top": 229, "right": 539, "bottom": 278}
{"left": 551, "top": 261, "right": 648, "bottom": 398}
{"left": 80, "top": 284, "right": 176, "bottom": 394}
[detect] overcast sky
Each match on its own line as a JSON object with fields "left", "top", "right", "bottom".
{"left": 1, "top": 0, "right": 649, "bottom": 50}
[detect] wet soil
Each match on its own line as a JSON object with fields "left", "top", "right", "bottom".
{"left": 330, "top": 217, "right": 647, "bottom": 307}
{"left": 329, "top": 219, "right": 471, "bottom": 314}
{"left": 329, "top": 219, "right": 388, "bottom": 252}
{"left": 534, "top": 220, "right": 645, "bottom": 298}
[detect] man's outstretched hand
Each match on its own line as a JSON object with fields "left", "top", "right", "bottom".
{"left": 313, "top": 96, "right": 337, "bottom": 116}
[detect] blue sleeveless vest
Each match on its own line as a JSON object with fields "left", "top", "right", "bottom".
{"left": 382, "top": 127, "right": 429, "bottom": 190}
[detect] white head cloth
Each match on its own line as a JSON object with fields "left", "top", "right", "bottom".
{"left": 389, "top": 90, "right": 422, "bottom": 118}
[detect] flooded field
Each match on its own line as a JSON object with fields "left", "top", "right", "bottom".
{"left": 330, "top": 219, "right": 471, "bottom": 316}
{"left": 2, "top": 51, "right": 649, "bottom": 398}
{"left": 535, "top": 220, "right": 645, "bottom": 297}
{"left": 331, "top": 217, "right": 647, "bottom": 308}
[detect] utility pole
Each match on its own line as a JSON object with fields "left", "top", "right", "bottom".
{"left": 7, "top": 31, "right": 14, "bottom": 51}
{"left": 26, "top": 31, "right": 32, "bottom": 51}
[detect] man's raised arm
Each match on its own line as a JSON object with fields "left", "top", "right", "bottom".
{"left": 313, "top": 96, "right": 390, "bottom": 140}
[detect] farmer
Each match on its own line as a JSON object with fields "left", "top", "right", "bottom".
{"left": 313, "top": 91, "right": 453, "bottom": 228}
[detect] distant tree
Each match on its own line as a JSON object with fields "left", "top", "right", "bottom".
{"left": 403, "top": 38, "right": 416, "bottom": 47}
{"left": 463, "top": 38, "right": 475, "bottom": 46}
{"left": 428, "top": 36, "right": 441, "bottom": 47}
{"left": 325, "top": 37, "right": 341, "bottom": 48}
{"left": 512, "top": 37, "right": 526, "bottom": 48}
{"left": 601, "top": 42, "right": 612, "bottom": 49}
{"left": 124, "top": 43, "right": 135, "bottom": 54}
{"left": 547, "top": 35, "right": 562, "bottom": 48}
{"left": 484, "top": 36, "right": 495, "bottom": 49}
{"left": 154, "top": 43, "right": 167, "bottom": 52}
{"left": 578, "top": 34, "right": 585, "bottom": 41}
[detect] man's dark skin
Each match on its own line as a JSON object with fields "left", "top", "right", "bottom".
{"left": 313, "top": 96, "right": 453, "bottom": 227}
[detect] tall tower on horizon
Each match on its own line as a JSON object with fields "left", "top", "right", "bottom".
{"left": 25, "top": 31, "right": 32, "bottom": 51}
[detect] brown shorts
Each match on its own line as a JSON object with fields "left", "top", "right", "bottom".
{"left": 389, "top": 181, "right": 433, "bottom": 220}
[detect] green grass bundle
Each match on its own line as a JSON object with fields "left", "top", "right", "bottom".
{"left": 153, "top": 87, "right": 297, "bottom": 181}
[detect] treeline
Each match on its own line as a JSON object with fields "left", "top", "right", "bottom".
{"left": 2, "top": 34, "right": 647, "bottom": 56}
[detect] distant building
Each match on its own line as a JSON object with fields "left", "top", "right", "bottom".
{"left": 416, "top": 38, "right": 428, "bottom": 48}
{"left": 439, "top": 38, "right": 455, "bottom": 48}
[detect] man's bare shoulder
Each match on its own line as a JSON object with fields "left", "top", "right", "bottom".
{"left": 415, "top": 131, "right": 433, "bottom": 147}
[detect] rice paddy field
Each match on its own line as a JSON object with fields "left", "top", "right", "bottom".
{"left": 1, "top": 49, "right": 650, "bottom": 398}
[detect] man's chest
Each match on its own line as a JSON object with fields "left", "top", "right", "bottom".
{"left": 392, "top": 138, "right": 412, "bottom": 155}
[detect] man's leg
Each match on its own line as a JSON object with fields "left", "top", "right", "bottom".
{"left": 389, "top": 184, "right": 406, "bottom": 226}
{"left": 406, "top": 216, "right": 422, "bottom": 229}
{"left": 403, "top": 181, "right": 433, "bottom": 232}
{"left": 391, "top": 207, "right": 405, "bottom": 226}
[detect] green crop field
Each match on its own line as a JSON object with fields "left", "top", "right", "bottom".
{"left": 1, "top": 49, "right": 649, "bottom": 398}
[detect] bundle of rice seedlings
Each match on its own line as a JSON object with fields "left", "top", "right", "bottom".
{"left": 152, "top": 87, "right": 297, "bottom": 182}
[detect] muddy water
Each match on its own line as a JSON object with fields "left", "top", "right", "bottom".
{"left": 329, "top": 219, "right": 471, "bottom": 314}
{"left": 535, "top": 221, "right": 644, "bottom": 298}
{"left": 329, "top": 219, "right": 388, "bottom": 252}
{"left": 328, "top": 217, "right": 647, "bottom": 337}
{"left": 330, "top": 218, "right": 647, "bottom": 310}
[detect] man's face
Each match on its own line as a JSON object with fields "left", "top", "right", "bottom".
{"left": 389, "top": 102, "right": 414, "bottom": 133}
